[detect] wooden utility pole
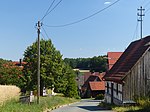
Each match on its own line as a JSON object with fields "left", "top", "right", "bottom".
{"left": 37, "top": 21, "right": 41, "bottom": 104}
{"left": 138, "top": 6, "right": 145, "bottom": 39}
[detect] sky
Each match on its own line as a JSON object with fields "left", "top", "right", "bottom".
{"left": 0, "top": 0, "right": 150, "bottom": 61}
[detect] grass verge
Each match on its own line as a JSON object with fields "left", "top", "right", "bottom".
{"left": 0, "top": 96, "right": 79, "bottom": 112}
{"left": 99, "top": 101, "right": 150, "bottom": 112}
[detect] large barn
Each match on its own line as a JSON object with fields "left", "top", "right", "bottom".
{"left": 103, "top": 36, "right": 150, "bottom": 105}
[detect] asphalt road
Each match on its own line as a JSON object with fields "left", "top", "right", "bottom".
{"left": 51, "top": 99, "right": 113, "bottom": 112}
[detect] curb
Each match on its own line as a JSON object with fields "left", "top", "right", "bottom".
{"left": 45, "top": 101, "right": 79, "bottom": 112}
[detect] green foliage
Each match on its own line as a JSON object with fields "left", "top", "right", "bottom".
{"left": 23, "top": 39, "right": 79, "bottom": 98}
{"left": 101, "top": 96, "right": 150, "bottom": 112}
{"left": 98, "top": 102, "right": 113, "bottom": 110}
{"left": 95, "top": 94, "right": 104, "bottom": 100}
{"left": 64, "top": 56, "right": 107, "bottom": 72}
{"left": 62, "top": 65, "right": 79, "bottom": 98}
{"left": 134, "top": 97, "right": 150, "bottom": 109}
{"left": 0, "top": 59, "right": 24, "bottom": 88}
{"left": 0, "top": 96, "right": 79, "bottom": 112}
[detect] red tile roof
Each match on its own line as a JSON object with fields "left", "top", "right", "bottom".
{"left": 107, "top": 52, "right": 123, "bottom": 70}
{"left": 104, "top": 36, "right": 150, "bottom": 83}
{"left": 82, "top": 72, "right": 105, "bottom": 90}
{"left": 89, "top": 82, "right": 105, "bottom": 91}
{"left": 13, "top": 61, "right": 27, "bottom": 65}
{"left": 84, "top": 72, "right": 92, "bottom": 82}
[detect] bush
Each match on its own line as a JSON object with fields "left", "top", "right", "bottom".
{"left": 99, "top": 101, "right": 113, "bottom": 110}
{"left": 95, "top": 94, "right": 104, "bottom": 100}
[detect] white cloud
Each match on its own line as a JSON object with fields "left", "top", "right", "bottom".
{"left": 104, "top": 1, "right": 111, "bottom": 5}
{"left": 79, "top": 48, "right": 83, "bottom": 51}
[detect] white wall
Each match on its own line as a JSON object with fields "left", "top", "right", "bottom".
{"left": 105, "top": 81, "right": 123, "bottom": 104}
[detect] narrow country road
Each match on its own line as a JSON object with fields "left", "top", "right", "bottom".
{"left": 51, "top": 99, "right": 113, "bottom": 112}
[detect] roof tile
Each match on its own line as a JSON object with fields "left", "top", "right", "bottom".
{"left": 104, "top": 36, "right": 150, "bottom": 83}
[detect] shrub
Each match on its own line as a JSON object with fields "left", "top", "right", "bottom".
{"left": 95, "top": 94, "right": 104, "bottom": 100}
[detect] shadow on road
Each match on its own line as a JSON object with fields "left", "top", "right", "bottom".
{"left": 78, "top": 106, "right": 111, "bottom": 111}
{"left": 80, "top": 99, "right": 101, "bottom": 102}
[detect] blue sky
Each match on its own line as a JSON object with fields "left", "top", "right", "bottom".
{"left": 0, "top": 0, "right": 150, "bottom": 61}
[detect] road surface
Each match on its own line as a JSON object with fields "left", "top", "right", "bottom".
{"left": 51, "top": 99, "right": 113, "bottom": 112}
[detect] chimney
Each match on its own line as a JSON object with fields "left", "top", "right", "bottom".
{"left": 19, "top": 59, "right": 22, "bottom": 66}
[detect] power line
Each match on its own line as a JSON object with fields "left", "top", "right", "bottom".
{"left": 132, "top": 21, "right": 139, "bottom": 41}
{"left": 41, "top": 31, "right": 46, "bottom": 40}
{"left": 144, "top": 6, "right": 150, "bottom": 13}
{"left": 141, "top": 0, "right": 149, "bottom": 6}
{"left": 42, "top": 26, "right": 50, "bottom": 39}
{"left": 41, "top": 0, "right": 56, "bottom": 21}
{"left": 142, "top": 0, "right": 150, "bottom": 13}
{"left": 143, "top": 0, "right": 150, "bottom": 8}
{"left": 43, "top": 0, "right": 121, "bottom": 28}
{"left": 41, "top": 0, "right": 63, "bottom": 21}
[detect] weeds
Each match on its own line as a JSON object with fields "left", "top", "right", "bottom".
{"left": 0, "top": 96, "right": 79, "bottom": 112}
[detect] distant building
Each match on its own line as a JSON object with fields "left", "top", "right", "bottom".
{"left": 107, "top": 52, "right": 123, "bottom": 70}
{"left": 81, "top": 72, "right": 105, "bottom": 98}
{"left": 13, "top": 59, "right": 27, "bottom": 68}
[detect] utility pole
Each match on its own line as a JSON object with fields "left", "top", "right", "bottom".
{"left": 37, "top": 21, "right": 42, "bottom": 104}
{"left": 138, "top": 6, "right": 145, "bottom": 39}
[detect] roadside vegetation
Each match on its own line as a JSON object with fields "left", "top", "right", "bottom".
{"left": 0, "top": 39, "right": 79, "bottom": 99}
{"left": 99, "top": 97, "right": 150, "bottom": 112}
{"left": 0, "top": 95, "right": 79, "bottom": 112}
{"left": 0, "top": 85, "right": 20, "bottom": 105}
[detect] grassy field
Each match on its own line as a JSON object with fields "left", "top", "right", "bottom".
{"left": 0, "top": 85, "right": 20, "bottom": 105}
{"left": 0, "top": 96, "right": 79, "bottom": 112}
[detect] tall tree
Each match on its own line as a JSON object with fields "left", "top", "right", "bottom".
{"left": 23, "top": 39, "right": 78, "bottom": 98}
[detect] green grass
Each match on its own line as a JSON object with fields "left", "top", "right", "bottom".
{"left": 99, "top": 101, "right": 150, "bottom": 112}
{"left": 113, "top": 106, "right": 141, "bottom": 112}
{"left": 0, "top": 96, "right": 79, "bottom": 112}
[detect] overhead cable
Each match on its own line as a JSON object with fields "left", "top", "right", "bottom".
{"left": 43, "top": 0, "right": 121, "bottom": 28}
{"left": 132, "top": 21, "right": 139, "bottom": 41}
{"left": 41, "top": 0, "right": 56, "bottom": 21}
{"left": 143, "top": 0, "right": 150, "bottom": 8}
{"left": 41, "top": 0, "right": 63, "bottom": 21}
{"left": 42, "top": 26, "right": 50, "bottom": 39}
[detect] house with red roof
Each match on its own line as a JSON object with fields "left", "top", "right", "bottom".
{"left": 103, "top": 36, "right": 150, "bottom": 105}
{"left": 81, "top": 72, "right": 105, "bottom": 98}
{"left": 13, "top": 59, "right": 27, "bottom": 68}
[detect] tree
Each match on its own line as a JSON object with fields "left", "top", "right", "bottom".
{"left": 62, "top": 64, "right": 78, "bottom": 98}
{"left": 0, "top": 59, "right": 24, "bottom": 88}
{"left": 90, "top": 56, "right": 107, "bottom": 72}
{"left": 23, "top": 39, "right": 79, "bottom": 98}
{"left": 64, "top": 56, "right": 107, "bottom": 72}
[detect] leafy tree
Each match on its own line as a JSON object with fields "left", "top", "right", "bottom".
{"left": 0, "top": 59, "right": 24, "bottom": 88}
{"left": 90, "top": 56, "right": 107, "bottom": 72}
{"left": 62, "top": 64, "right": 78, "bottom": 98}
{"left": 23, "top": 39, "right": 79, "bottom": 98}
